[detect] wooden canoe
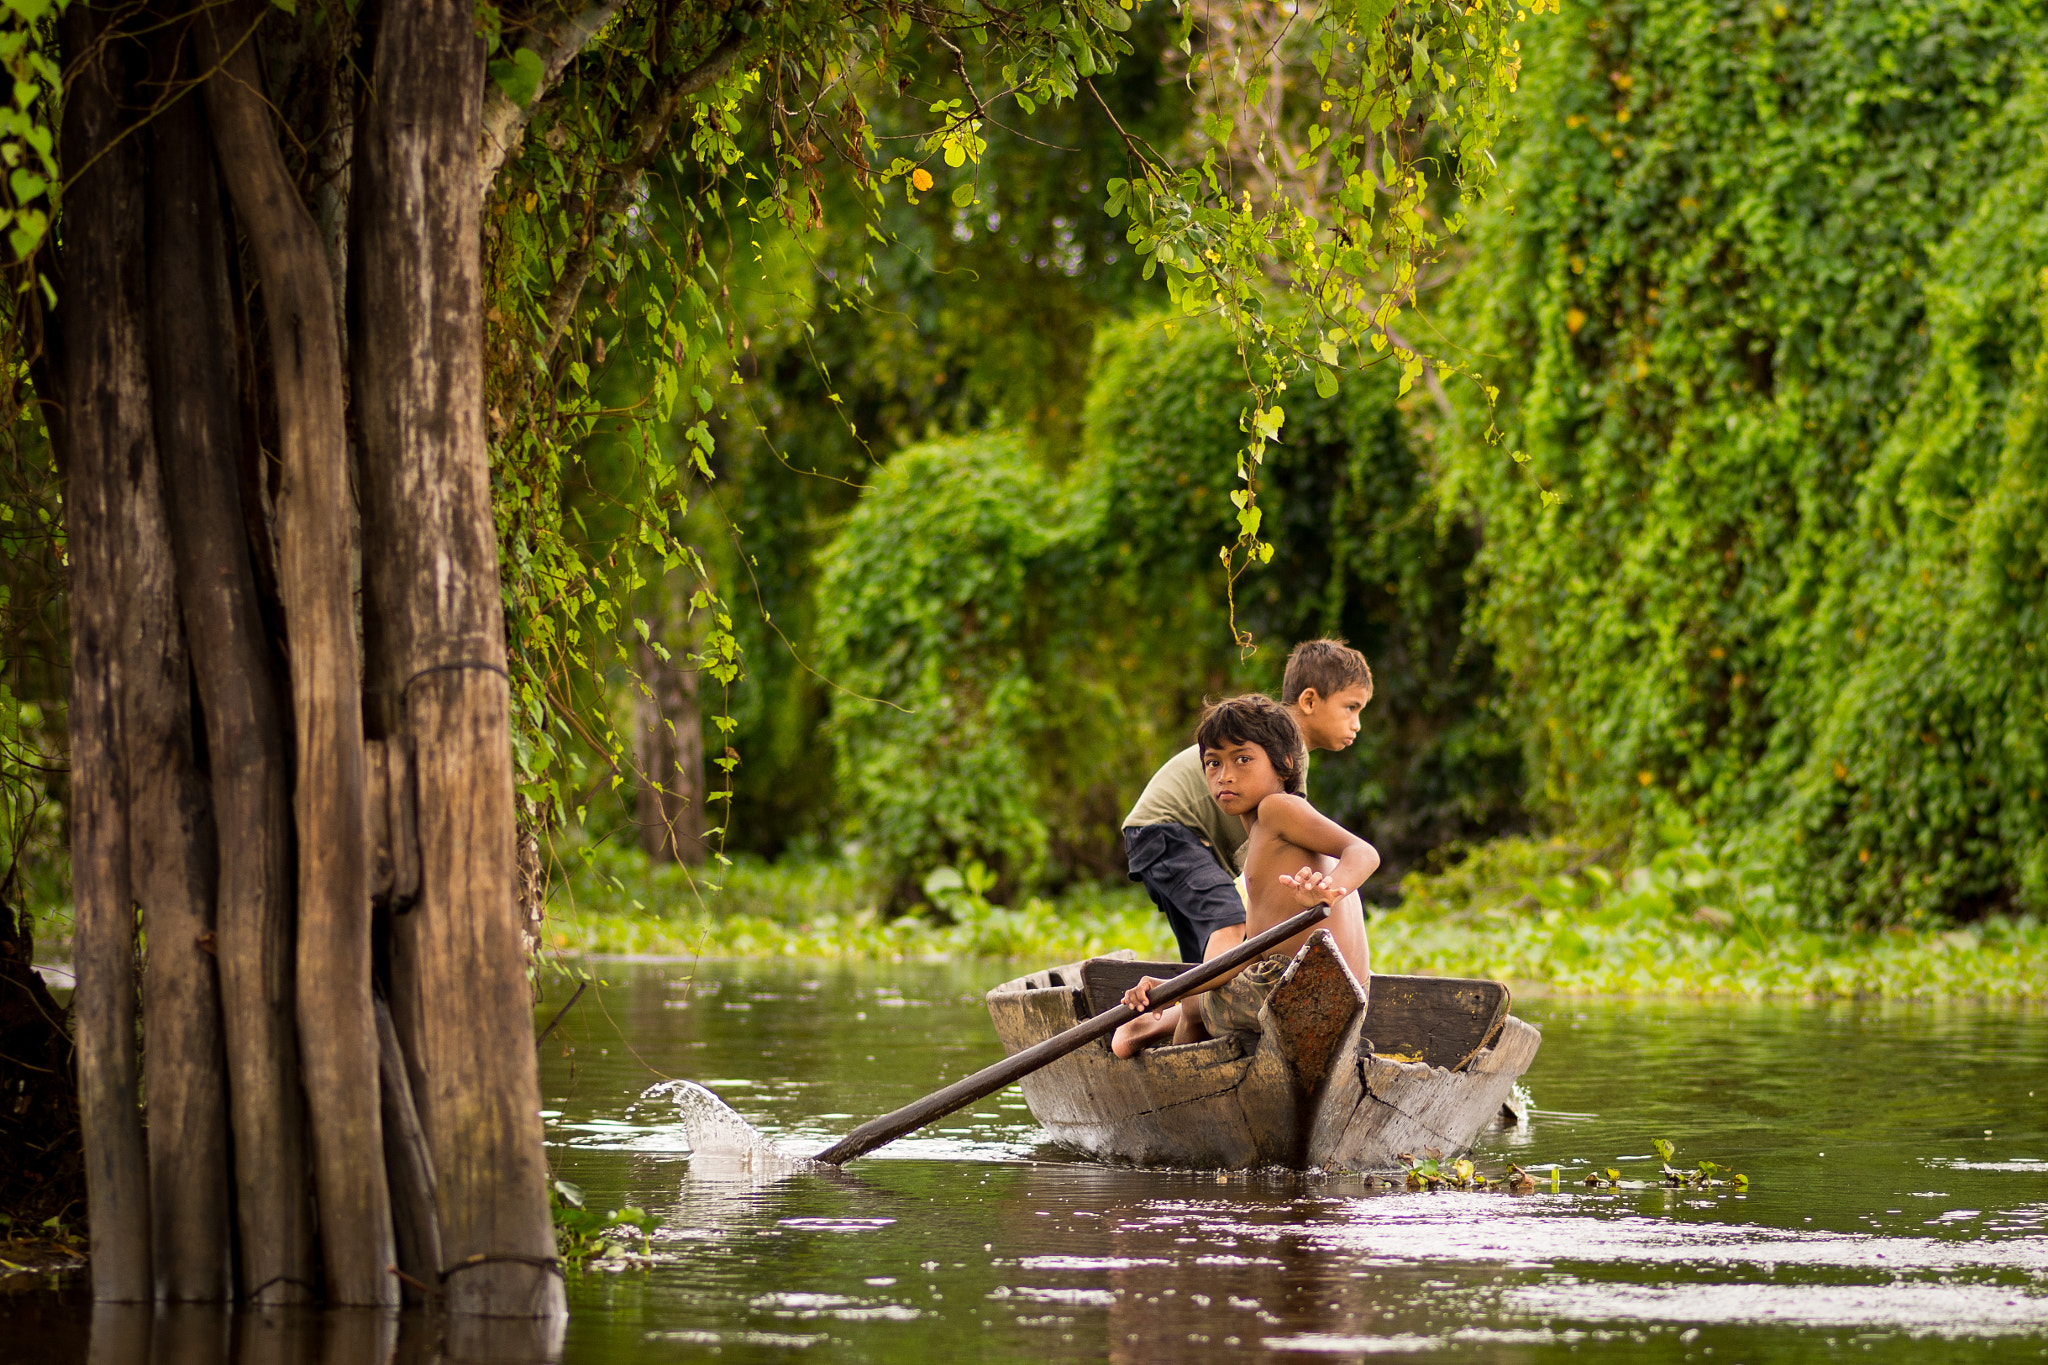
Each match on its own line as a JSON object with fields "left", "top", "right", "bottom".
{"left": 985, "top": 929, "right": 1541, "bottom": 1171}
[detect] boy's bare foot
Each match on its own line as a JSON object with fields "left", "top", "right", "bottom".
{"left": 1111, "top": 1004, "right": 1181, "bottom": 1058}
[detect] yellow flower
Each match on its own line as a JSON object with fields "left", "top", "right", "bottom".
{"left": 911, "top": 168, "right": 934, "bottom": 192}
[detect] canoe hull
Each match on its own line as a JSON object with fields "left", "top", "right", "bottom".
{"left": 987, "top": 944, "right": 1539, "bottom": 1171}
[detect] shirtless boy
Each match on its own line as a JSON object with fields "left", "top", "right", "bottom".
{"left": 1111, "top": 694, "right": 1379, "bottom": 1057}
{"left": 1120, "top": 640, "right": 1374, "bottom": 965}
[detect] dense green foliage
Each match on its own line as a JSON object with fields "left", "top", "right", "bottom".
{"left": 0, "top": 0, "right": 1539, "bottom": 914}
{"left": 14, "top": 0, "right": 2048, "bottom": 944}
{"left": 816, "top": 435, "right": 1080, "bottom": 900}
{"left": 546, "top": 839, "right": 2048, "bottom": 998}
{"left": 1083, "top": 315, "right": 1523, "bottom": 867}
{"left": 685, "top": 26, "right": 1193, "bottom": 856}
{"left": 812, "top": 314, "right": 1521, "bottom": 904}
{"left": 1441, "top": 0, "right": 2048, "bottom": 924}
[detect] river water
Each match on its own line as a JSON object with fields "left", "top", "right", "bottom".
{"left": 6, "top": 956, "right": 2048, "bottom": 1362}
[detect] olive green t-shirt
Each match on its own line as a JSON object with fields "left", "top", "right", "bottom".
{"left": 1122, "top": 743, "right": 1310, "bottom": 875}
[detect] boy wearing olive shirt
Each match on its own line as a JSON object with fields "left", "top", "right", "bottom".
{"left": 1120, "top": 638, "right": 1373, "bottom": 963}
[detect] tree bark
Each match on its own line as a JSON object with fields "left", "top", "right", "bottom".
{"left": 352, "top": 0, "right": 564, "bottom": 1319}
{"left": 132, "top": 91, "right": 236, "bottom": 1294}
{"left": 636, "top": 577, "right": 707, "bottom": 865}
{"left": 197, "top": 1, "right": 396, "bottom": 1306}
{"left": 147, "top": 47, "right": 316, "bottom": 1305}
{"left": 56, "top": 0, "right": 154, "bottom": 1303}
{"left": 376, "top": 996, "right": 443, "bottom": 1304}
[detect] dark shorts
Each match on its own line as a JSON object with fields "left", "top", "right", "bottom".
{"left": 1124, "top": 823, "right": 1246, "bottom": 963}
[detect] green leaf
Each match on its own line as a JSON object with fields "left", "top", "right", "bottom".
{"left": 1314, "top": 365, "right": 1338, "bottom": 398}
{"left": 951, "top": 182, "right": 977, "bottom": 207}
{"left": 489, "top": 48, "right": 546, "bottom": 108}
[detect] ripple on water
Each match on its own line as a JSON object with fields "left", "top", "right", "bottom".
{"left": 1504, "top": 1280, "right": 2048, "bottom": 1337}
{"left": 750, "top": 1292, "right": 923, "bottom": 1322}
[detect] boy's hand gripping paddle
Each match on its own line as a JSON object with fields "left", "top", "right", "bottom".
{"left": 813, "top": 901, "right": 1332, "bottom": 1165}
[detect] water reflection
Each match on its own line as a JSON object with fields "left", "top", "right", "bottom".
{"left": 57, "top": 1303, "right": 562, "bottom": 1365}
{"left": 9, "top": 961, "right": 2048, "bottom": 1362}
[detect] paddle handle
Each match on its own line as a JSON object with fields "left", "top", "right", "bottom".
{"left": 812, "top": 901, "right": 1331, "bottom": 1165}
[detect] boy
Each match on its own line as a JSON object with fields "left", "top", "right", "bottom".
{"left": 1112, "top": 694, "right": 1378, "bottom": 1057}
{"left": 1121, "top": 639, "right": 1373, "bottom": 964}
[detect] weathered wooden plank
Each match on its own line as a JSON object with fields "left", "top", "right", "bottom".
{"left": 1019, "top": 1033, "right": 1254, "bottom": 1135}
{"left": 1078, "top": 960, "right": 1195, "bottom": 1021}
{"left": 1045, "top": 1090, "right": 1264, "bottom": 1168}
{"left": 1264, "top": 932, "right": 1367, "bottom": 1087}
{"left": 986, "top": 985, "right": 1085, "bottom": 1055}
{"left": 1357, "top": 975, "right": 1509, "bottom": 1071}
{"left": 1315, "top": 1017, "right": 1542, "bottom": 1171}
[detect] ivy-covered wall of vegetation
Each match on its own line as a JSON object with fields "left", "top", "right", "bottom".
{"left": 1441, "top": 0, "right": 2048, "bottom": 923}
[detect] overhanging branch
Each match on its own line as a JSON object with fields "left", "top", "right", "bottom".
{"left": 478, "top": 1, "right": 633, "bottom": 201}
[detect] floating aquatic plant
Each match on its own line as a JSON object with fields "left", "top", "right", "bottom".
{"left": 1579, "top": 1139, "right": 1747, "bottom": 1190}
{"left": 1395, "top": 1148, "right": 1539, "bottom": 1193}
{"left": 551, "top": 1179, "right": 657, "bottom": 1268}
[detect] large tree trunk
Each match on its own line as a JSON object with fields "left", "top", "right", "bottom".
{"left": 56, "top": 1, "right": 155, "bottom": 1302}
{"left": 51, "top": 0, "right": 571, "bottom": 1312}
{"left": 146, "top": 48, "right": 315, "bottom": 1305}
{"left": 196, "top": 1, "right": 396, "bottom": 1307}
{"left": 352, "top": 0, "right": 564, "bottom": 1319}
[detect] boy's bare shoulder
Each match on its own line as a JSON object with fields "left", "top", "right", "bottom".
{"left": 1250, "top": 792, "right": 1315, "bottom": 824}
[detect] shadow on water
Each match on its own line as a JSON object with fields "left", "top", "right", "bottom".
{"left": 8, "top": 958, "right": 2048, "bottom": 1362}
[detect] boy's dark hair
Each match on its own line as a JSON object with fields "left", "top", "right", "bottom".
{"left": 1281, "top": 638, "right": 1373, "bottom": 706}
{"left": 1196, "top": 695, "right": 1305, "bottom": 795}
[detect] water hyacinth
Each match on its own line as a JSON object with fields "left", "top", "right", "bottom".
{"left": 544, "top": 838, "right": 2048, "bottom": 1000}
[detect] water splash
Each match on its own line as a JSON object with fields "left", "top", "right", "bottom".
{"left": 644, "top": 1079, "right": 816, "bottom": 1171}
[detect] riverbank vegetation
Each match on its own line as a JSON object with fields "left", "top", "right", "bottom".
{"left": 542, "top": 839, "right": 2048, "bottom": 1000}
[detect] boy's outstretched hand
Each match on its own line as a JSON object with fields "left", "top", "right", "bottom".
{"left": 1120, "top": 976, "right": 1172, "bottom": 1013}
{"left": 1280, "top": 866, "right": 1349, "bottom": 908}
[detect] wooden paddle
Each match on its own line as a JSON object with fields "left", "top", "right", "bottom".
{"left": 813, "top": 901, "right": 1332, "bottom": 1165}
